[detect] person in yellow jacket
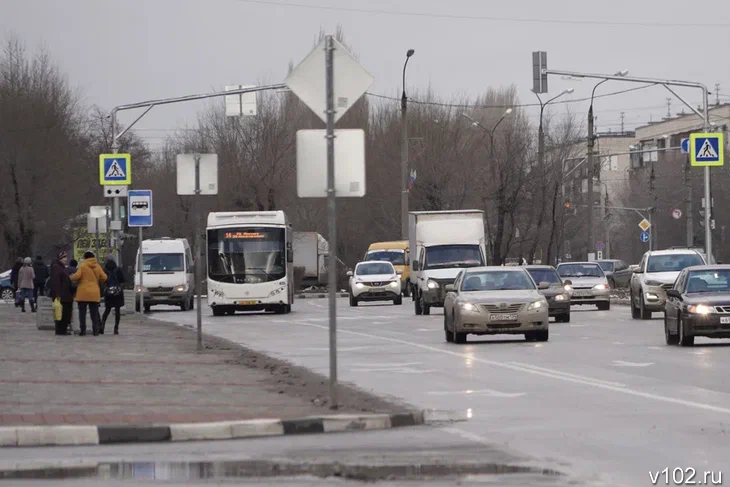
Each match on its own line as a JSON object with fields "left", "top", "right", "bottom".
{"left": 71, "top": 251, "right": 107, "bottom": 336}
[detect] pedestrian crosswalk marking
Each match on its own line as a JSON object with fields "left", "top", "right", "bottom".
{"left": 697, "top": 139, "right": 718, "bottom": 159}
{"left": 105, "top": 160, "right": 126, "bottom": 178}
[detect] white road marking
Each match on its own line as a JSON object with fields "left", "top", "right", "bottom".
{"left": 647, "top": 346, "right": 665, "bottom": 350}
{"left": 569, "top": 324, "right": 589, "bottom": 328}
{"left": 301, "top": 346, "right": 372, "bottom": 352}
{"left": 427, "top": 389, "right": 526, "bottom": 398}
{"left": 612, "top": 360, "right": 654, "bottom": 367}
{"left": 612, "top": 342, "right": 624, "bottom": 345}
{"left": 508, "top": 362, "right": 626, "bottom": 388}
{"left": 281, "top": 319, "right": 730, "bottom": 415}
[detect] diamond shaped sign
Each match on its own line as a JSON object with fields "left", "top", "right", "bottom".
{"left": 638, "top": 218, "right": 651, "bottom": 232}
{"left": 285, "top": 37, "right": 374, "bottom": 124}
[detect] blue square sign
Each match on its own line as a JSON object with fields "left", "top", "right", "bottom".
{"left": 690, "top": 133, "right": 724, "bottom": 167}
{"left": 99, "top": 154, "right": 132, "bottom": 185}
{"left": 128, "top": 190, "right": 153, "bottom": 227}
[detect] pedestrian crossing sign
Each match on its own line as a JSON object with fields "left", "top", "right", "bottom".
{"left": 99, "top": 154, "right": 132, "bottom": 185}
{"left": 690, "top": 133, "right": 724, "bottom": 167}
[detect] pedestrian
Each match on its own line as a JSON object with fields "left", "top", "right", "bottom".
{"left": 32, "top": 255, "right": 49, "bottom": 301}
{"left": 49, "top": 252, "right": 73, "bottom": 335}
{"left": 101, "top": 256, "right": 126, "bottom": 335}
{"left": 65, "top": 259, "right": 79, "bottom": 334}
{"left": 10, "top": 257, "right": 22, "bottom": 307}
{"left": 17, "top": 257, "right": 36, "bottom": 313}
{"left": 71, "top": 251, "right": 107, "bottom": 336}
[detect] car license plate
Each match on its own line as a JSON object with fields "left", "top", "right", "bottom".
{"left": 490, "top": 313, "right": 517, "bottom": 322}
{"left": 370, "top": 287, "right": 384, "bottom": 292}
{"left": 721, "top": 317, "right": 730, "bottom": 324}
{"left": 237, "top": 300, "right": 257, "bottom": 305}
{"left": 574, "top": 290, "right": 590, "bottom": 297}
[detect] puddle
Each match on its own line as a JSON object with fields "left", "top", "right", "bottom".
{"left": 3, "top": 460, "right": 563, "bottom": 482}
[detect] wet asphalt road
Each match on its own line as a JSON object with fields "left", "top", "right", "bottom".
{"left": 7, "top": 299, "right": 730, "bottom": 486}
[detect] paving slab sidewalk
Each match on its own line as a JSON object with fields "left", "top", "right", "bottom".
{"left": 0, "top": 306, "right": 411, "bottom": 427}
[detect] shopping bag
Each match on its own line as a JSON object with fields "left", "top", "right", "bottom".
{"left": 53, "top": 298, "right": 63, "bottom": 321}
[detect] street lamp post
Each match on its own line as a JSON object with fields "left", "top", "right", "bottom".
{"left": 401, "top": 49, "right": 415, "bottom": 241}
{"left": 545, "top": 67, "right": 712, "bottom": 263}
{"left": 461, "top": 108, "right": 512, "bottom": 263}
{"left": 533, "top": 88, "right": 573, "bottom": 264}
{"left": 586, "top": 70, "right": 628, "bottom": 260}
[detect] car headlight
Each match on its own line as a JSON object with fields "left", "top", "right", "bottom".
{"left": 460, "top": 302, "right": 478, "bottom": 312}
{"left": 174, "top": 284, "right": 188, "bottom": 292}
{"left": 527, "top": 300, "right": 545, "bottom": 310}
{"left": 563, "top": 284, "right": 573, "bottom": 291}
{"left": 136, "top": 286, "right": 147, "bottom": 293}
{"left": 688, "top": 304, "right": 714, "bottom": 314}
{"left": 645, "top": 280, "right": 663, "bottom": 287}
{"left": 593, "top": 284, "right": 608, "bottom": 290}
{"left": 427, "top": 280, "right": 439, "bottom": 289}
{"left": 555, "top": 294, "right": 567, "bottom": 301}
{"left": 355, "top": 282, "right": 364, "bottom": 289}
{"left": 389, "top": 280, "right": 399, "bottom": 288}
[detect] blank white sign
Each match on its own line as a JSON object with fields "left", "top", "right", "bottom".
{"left": 176, "top": 154, "right": 219, "bottom": 195}
{"left": 296, "top": 129, "right": 366, "bottom": 198}
{"left": 224, "top": 85, "right": 257, "bottom": 117}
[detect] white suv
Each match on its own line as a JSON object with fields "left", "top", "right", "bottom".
{"left": 348, "top": 261, "right": 403, "bottom": 306}
{"left": 629, "top": 249, "right": 706, "bottom": 319}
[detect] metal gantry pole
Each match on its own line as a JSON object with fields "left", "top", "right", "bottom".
{"left": 138, "top": 226, "right": 144, "bottom": 314}
{"left": 325, "top": 35, "right": 338, "bottom": 409}
{"left": 194, "top": 154, "right": 203, "bottom": 350}
{"left": 701, "top": 88, "right": 713, "bottom": 263}
{"left": 586, "top": 106, "right": 595, "bottom": 260}
{"left": 686, "top": 153, "right": 694, "bottom": 247}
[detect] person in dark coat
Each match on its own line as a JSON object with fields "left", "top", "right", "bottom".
{"left": 10, "top": 258, "right": 22, "bottom": 307}
{"left": 32, "top": 256, "right": 49, "bottom": 300}
{"left": 101, "top": 257, "right": 125, "bottom": 335}
{"left": 49, "top": 252, "right": 73, "bottom": 335}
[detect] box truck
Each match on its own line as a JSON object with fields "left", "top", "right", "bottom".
{"left": 409, "top": 210, "right": 487, "bottom": 315}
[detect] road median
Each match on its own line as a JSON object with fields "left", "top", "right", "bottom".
{"left": 0, "top": 305, "right": 449, "bottom": 447}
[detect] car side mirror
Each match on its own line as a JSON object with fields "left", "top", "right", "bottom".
{"left": 346, "top": 271, "right": 353, "bottom": 277}
{"left": 562, "top": 279, "right": 572, "bottom": 286}
{"left": 445, "top": 284, "right": 455, "bottom": 292}
{"left": 666, "top": 289, "right": 681, "bottom": 299}
{"left": 538, "top": 282, "right": 550, "bottom": 290}
{"left": 396, "top": 269, "right": 403, "bottom": 275}
{"left": 413, "top": 260, "right": 420, "bottom": 271}
{"left": 633, "top": 267, "right": 644, "bottom": 274}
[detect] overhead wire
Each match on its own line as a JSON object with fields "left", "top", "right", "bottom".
{"left": 232, "top": 0, "right": 730, "bottom": 29}
{"left": 365, "top": 84, "right": 658, "bottom": 109}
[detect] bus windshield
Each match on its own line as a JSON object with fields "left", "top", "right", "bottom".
{"left": 207, "top": 227, "right": 286, "bottom": 283}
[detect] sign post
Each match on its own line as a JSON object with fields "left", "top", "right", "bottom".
{"left": 286, "top": 35, "right": 373, "bottom": 409}
{"left": 99, "top": 153, "right": 132, "bottom": 266}
{"left": 177, "top": 154, "right": 218, "bottom": 351}
{"left": 128, "top": 190, "right": 153, "bottom": 315}
{"left": 690, "top": 133, "right": 723, "bottom": 264}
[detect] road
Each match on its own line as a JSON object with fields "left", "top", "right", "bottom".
{"left": 148, "top": 299, "right": 730, "bottom": 485}
{"left": 9, "top": 299, "right": 729, "bottom": 486}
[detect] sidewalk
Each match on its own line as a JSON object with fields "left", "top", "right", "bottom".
{"left": 0, "top": 305, "right": 409, "bottom": 427}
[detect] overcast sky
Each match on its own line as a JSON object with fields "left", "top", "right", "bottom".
{"left": 3, "top": 0, "right": 729, "bottom": 151}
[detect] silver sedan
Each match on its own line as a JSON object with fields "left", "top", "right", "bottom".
{"left": 443, "top": 267, "right": 550, "bottom": 344}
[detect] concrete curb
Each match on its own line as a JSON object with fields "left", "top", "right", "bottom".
{"left": 0, "top": 410, "right": 461, "bottom": 447}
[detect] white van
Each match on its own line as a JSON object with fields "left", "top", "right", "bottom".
{"left": 135, "top": 238, "right": 195, "bottom": 312}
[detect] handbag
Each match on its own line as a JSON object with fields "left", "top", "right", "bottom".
{"left": 104, "top": 269, "right": 122, "bottom": 297}
{"left": 53, "top": 298, "right": 63, "bottom": 321}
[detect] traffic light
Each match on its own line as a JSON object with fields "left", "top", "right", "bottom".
{"left": 564, "top": 200, "right": 571, "bottom": 209}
